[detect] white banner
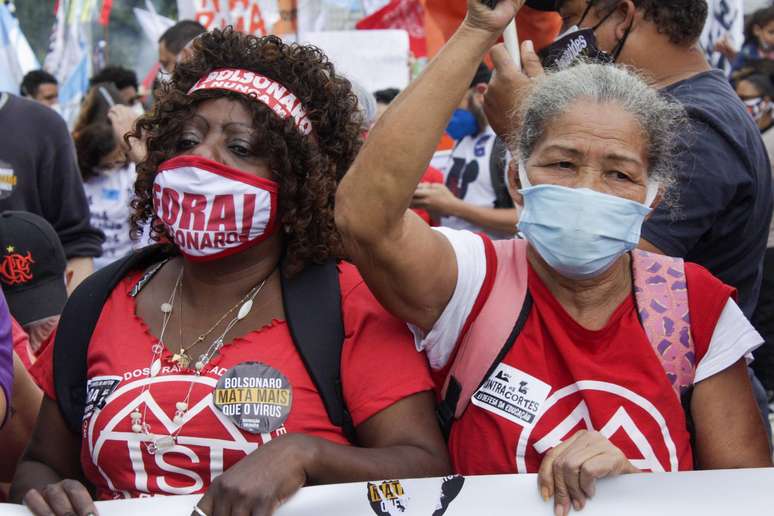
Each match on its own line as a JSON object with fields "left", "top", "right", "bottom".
{"left": 300, "top": 29, "right": 409, "bottom": 92}
{"left": 177, "top": 0, "right": 281, "bottom": 35}
{"left": 2, "top": 469, "right": 774, "bottom": 515}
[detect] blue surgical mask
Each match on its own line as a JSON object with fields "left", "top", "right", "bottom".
{"left": 446, "top": 109, "right": 479, "bottom": 140}
{"left": 517, "top": 163, "right": 655, "bottom": 280}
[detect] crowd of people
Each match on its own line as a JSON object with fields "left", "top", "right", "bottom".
{"left": 0, "top": 1, "right": 773, "bottom": 515}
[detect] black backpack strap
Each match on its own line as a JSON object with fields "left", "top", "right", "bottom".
{"left": 54, "top": 245, "right": 171, "bottom": 434}
{"left": 281, "top": 260, "right": 355, "bottom": 443}
{"left": 489, "top": 136, "right": 514, "bottom": 209}
{"left": 437, "top": 292, "right": 533, "bottom": 440}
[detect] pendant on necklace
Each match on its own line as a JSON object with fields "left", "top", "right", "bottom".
{"left": 146, "top": 435, "right": 175, "bottom": 455}
{"left": 171, "top": 351, "right": 191, "bottom": 369}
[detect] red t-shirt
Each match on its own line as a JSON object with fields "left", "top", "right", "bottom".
{"left": 413, "top": 167, "right": 445, "bottom": 226}
{"left": 12, "top": 318, "right": 33, "bottom": 370}
{"left": 420, "top": 230, "right": 741, "bottom": 477}
{"left": 33, "top": 262, "right": 433, "bottom": 500}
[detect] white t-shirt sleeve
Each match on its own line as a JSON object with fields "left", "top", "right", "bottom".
{"left": 694, "top": 298, "right": 763, "bottom": 384}
{"left": 409, "top": 227, "right": 488, "bottom": 370}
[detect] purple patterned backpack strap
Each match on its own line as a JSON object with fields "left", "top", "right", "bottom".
{"left": 631, "top": 250, "right": 696, "bottom": 399}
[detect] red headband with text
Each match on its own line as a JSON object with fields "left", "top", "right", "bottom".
{"left": 187, "top": 68, "right": 314, "bottom": 136}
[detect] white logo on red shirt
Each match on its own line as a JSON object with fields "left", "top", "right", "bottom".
{"left": 87, "top": 375, "right": 285, "bottom": 498}
{"left": 515, "top": 381, "right": 679, "bottom": 474}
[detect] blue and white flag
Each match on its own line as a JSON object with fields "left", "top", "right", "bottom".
{"left": 44, "top": 0, "right": 95, "bottom": 127}
{"left": 0, "top": 3, "right": 40, "bottom": 94}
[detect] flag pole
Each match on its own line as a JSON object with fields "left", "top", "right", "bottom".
{"left": 503, "top": 19, "right": 520, "bottom": 70}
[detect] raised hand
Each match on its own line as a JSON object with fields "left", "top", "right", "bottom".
{"left": 464, "top": 0, "right": 526, "bottom": 36}
{"left": 484, "top": 40, "right": 545, "bottom": 139}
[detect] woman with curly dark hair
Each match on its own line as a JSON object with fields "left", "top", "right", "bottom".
{"left": 10, "top": 28, "right": 449, "bottom": 516}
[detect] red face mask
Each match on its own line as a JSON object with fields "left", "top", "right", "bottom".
{"left": 153, "top": 155, "right": 279, "bottom": 261}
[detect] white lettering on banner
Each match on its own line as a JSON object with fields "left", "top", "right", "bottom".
{"left": 470, "top": 364, "right": 551, "bottom": 431}
{"left": 87, "top": 375, "right": 286, "bottom": 497}
{"left": 515, "top": 381, "right": 678, "bottom": 474}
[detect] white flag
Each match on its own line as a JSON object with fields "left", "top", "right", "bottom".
{"left": 0, "top": 3, "right": 40, "bottom": 93}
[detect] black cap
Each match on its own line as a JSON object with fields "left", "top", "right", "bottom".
{"left": 471, "top": 63, "right": 492, "bottom": 88}
{"left": 0, "top": 211, "right": 67, "bottom": 326}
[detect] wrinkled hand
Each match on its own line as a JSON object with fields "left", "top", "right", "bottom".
{"left": 464, "top": 0, "right": 525, "bottom": 36}
{"left": 107, "top": 105, "right": 140, "bottom": 149}
{"left": 484, "top": 41, "right": 544, "bottom": 139}
{"left": 23, "top": 479, "right": 98, "bottom": 516}
{"left": 194, "top": 433, "right": 312, "bottom": 516}
{"left": 411, "top": 183, "right": 460, "bottom": 217}
{"left": 538, "top": 430, "right": 639, "bottom": 516}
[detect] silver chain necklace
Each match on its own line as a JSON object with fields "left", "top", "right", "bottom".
{"left": 129, "top": 265, "right": 271, "bottom": 454}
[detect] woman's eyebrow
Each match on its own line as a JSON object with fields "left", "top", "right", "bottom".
{"left": 222, "top": 122, "right": 254, "bottom": 128}
{"left": 184, "top": 113, "right": 210, "bottom": 130}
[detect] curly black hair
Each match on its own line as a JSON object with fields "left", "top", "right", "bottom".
{"left": 129, "top": 28, "right": 363, "bottom": 276}
{"left": 595, "top": 0, "right": 708, "bottom": 47}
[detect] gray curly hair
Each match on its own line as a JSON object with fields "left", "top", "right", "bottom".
{"left": 513, "top": 63, "right": 687, "bottom": 204}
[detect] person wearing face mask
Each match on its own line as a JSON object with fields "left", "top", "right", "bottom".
{"left": 484, "top": 0, "right": 774, "bottom": 433}
{"left": 411, "top": 63, "right": 517, "bottom": 239}
{"left": 486, "top": 0, "right": 773, "bottom": 320}
{"left": 336, "top": 2, "right": 773, "bottom": 515}
{"left": 737, "top": 73, "right": 774, "bottom": 151}
{"left": 10, "top": 28, "right": 449, "bottom": 516}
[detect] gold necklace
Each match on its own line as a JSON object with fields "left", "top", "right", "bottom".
{"left": 171, "top": 271, "right": 273, "bottom": 368}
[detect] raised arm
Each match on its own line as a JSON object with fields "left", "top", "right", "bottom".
{"left": 336, "top": 0, "right": 524, "bottom": 331}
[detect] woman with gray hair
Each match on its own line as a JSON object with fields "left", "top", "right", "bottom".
{"left": 336, "top": 1, "right": 772, "bottom": 515}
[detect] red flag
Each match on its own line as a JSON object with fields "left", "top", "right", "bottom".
{"left": 100, "top": 0, "right": 113, "bottom": 26}
{"left": 356, "top": 0, "right": 428, "bottom": 59}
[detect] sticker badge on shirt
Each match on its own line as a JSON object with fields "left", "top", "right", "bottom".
{"left": 470, "top": 363, "right": 551, "bottom": 430}
{"left": 213, "top": 362, "right": 292, "bottom": 434}
{"left": 83, "top": 375, "right": 122, "bottom": 420}
{"left": 0, "top": 162, "right": 17, "bottom": 200}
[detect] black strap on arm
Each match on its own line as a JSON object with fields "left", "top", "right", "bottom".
{"left": 54, "top": 245, "right": 171, "bottom": 434}
{"left": 489, "top": 136, "right": 514, "bottom": 209}
{"left": 281, "top": 260, "right": 356, "bottom": 444}
{"left": 437, "top": 292, "right": 533, "bottom": 440}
